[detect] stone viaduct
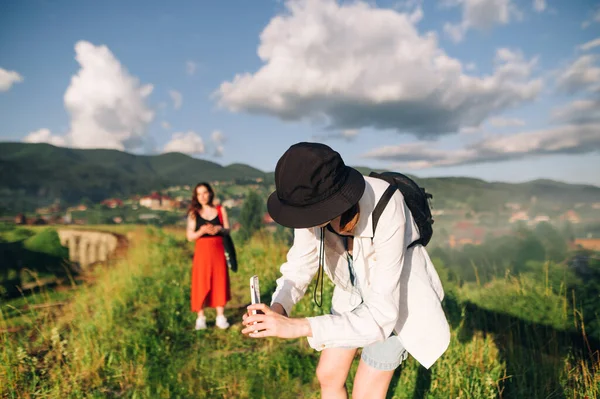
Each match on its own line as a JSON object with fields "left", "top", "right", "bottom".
{"left": 57, "top": 229, "right": 120, "bottom": 269}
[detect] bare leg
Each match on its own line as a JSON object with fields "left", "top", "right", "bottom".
{"left": 216, "top": 306, "right": 225, "bottom": 317}
{"left": 316, "top": 348, "right": 358, "bottom": 399}
{"left": 197, "top": 309, "right": 205, "bottom": 318}
{"left": 351, "top": 358, "right": 395, "bottom": 399}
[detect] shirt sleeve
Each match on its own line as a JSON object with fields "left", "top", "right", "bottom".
{"left": 270, "top": 228, "right": 320, "bottom": 316}
{"left": 306, "top": 191, "right": 408, "bottom": 350}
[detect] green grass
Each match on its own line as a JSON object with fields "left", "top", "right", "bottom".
{"left": 1, "top": 227, "right": 598, "bottom": 398}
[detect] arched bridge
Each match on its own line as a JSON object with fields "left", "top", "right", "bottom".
{"left": 57, "top": 229, "right": 121, "bottom": 269}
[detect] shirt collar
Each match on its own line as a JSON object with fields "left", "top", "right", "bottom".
{"left": 352, "top": 178, "right": 375, "bottom": 238}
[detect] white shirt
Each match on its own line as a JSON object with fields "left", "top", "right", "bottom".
{"left": 270, "top": 176, "right": 451, "bottom": 369}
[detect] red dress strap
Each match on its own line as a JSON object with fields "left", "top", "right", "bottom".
{"left": 216, "top": 205, "right": 223, "bottom": 225}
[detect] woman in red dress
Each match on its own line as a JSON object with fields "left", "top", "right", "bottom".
{"left": 186, "top": 182, "right": 232, "bottom": 330}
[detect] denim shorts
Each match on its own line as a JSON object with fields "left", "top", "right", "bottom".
{"left": 360, "top": 333, "right": 409, "bottom": 371}
{"left": 330, "top": 311, "right": 408, "bottom": 370}
{"left": 333, "top": 321, "right": 409, "bottom": 371}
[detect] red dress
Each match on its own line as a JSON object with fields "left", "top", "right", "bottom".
{"left": 190, "top": 206, "right": 231, "bottom": 311}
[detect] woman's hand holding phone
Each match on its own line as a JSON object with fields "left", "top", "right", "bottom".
{"left": 242, "top": 303, "right": 311, "bottom": 339}
{"left": 242, "top": 276, "right": 311, "bottom": 339}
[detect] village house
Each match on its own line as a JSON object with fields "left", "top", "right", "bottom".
{"left": 35, "top": 202, "right": 62, "bottom": 215}
{"left": 140, "top": 192, "right": 162, "bottom": 209}
{"left": 448, "top": 221, "right": 486, "bottom": 248}
{"left": 505, "top": 202, "right": 521, "bottom": 211}
{"left": 139, "top": 192, "right": 180, "bottom": 211}
{"left": 560, "top": 210, "right": 581, "bottom": 224}
{"left": 221, "top": 198, "right": 243, "bottom": 209}
{"left": 101, "top": 198, "right": 123, "bottom": 208}
{"left": 263, "top": 212, "right": 275, "bottom": 225}
{"left": 531, "top": 214, "right": 551, "bottom": 224}
{"left": 509, "top": 211, "right": 529, "bottom": 223}
{"left": 14, "top": 213, "right": 26, "bottom": 225}
{"left": 572, "top": 238, "right": 600, "bottom": 251}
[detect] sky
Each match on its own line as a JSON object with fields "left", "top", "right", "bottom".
{"left": 1, "top": 0, "right": 600, "bottom": 186}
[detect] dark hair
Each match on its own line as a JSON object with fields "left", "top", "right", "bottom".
{"left": 188, "top": 182, "right": 215, "bottom": 218}
{"left": 338, "top": 203, "right": 360, "bottom": 234}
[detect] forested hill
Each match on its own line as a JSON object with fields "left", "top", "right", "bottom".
{"left": 0, "top": 142, "right": 265, "bottom": 211}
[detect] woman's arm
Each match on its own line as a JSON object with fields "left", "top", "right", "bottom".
{"left": 186, "top": 214, "right": 196, "bottom": 241}
{"left": 221, "top": 206, "right": 230, "bottom": 230}
{"left": 186, "top": 213, "right": 209, "bottom": 241}
{"left": 269, "top": 228, "right": 320, "bottom": 317}
{"left": 241, "top": 229, "right": 319, "bottom": 339}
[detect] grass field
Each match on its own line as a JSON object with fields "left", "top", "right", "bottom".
{"left": 1, "top": 226, "right": 598, "bottom": 398}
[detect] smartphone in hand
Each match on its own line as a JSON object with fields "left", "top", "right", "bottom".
{"left": 249, "top": 275, "right": 264, "bottom": 316}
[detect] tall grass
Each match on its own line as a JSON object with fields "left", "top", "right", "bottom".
{"left": 1, "top": 227, "right": 598, "bottom": 398}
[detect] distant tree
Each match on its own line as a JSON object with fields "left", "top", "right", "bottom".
{"left": 561, "top": 221, "right": 575, "bottom": 242}
{"left": 534, "top": 222, "right": 568, "bottom": 262}
{"left": 238, "top": 190, "right": 265, "bottom": 242}
{"left": 513, "top": 230, "right": 546, "bottom": 272}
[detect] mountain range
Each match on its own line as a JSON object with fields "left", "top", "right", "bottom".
{"left": 1, "top": 142, "right": 599, "bottom": 213}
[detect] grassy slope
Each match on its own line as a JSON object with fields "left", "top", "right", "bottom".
{"left": 1, "top": 228, "right": 598, "bottom": 398}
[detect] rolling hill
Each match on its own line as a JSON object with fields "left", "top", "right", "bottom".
{"left": 0, "top": 142, "right": 266, "bottom": 213}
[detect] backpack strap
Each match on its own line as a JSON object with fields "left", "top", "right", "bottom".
{"left": 371, "top": 183, "right": 422, "bottom": 249}
{"left": 372, "top": 184, "right": 397, "bottom": 235}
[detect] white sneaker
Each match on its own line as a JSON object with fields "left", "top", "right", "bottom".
{"left": 195, "top": 315, "right": 207, "bottom": 330}
{"left": 215, "top": 315, "right": 230, "bottom": 329}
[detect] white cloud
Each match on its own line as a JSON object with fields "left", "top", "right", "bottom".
{"left": 582, "top": 8, "right": 600, "bottom": 29}
{"left": 217, "top": 0, "right": 541, "bottom": 138}
{"left": 210, "top": 130, "right": 226, "bottom": 156}
{"left": 211, "top": 130, "right": 226, "bottom": 144}
{"left": 341, "top": 129, "right": 359, "bottom": 139}
{"left": 488, "top": 117, "right": 525, "bottom": 127}
{"left": 169, "top": 90, "right": 183, "bottom": 109}
{"left": 161, "top": 121, "right": 171, "bottom": 130}
{"left": 459, "top": 126, "right": 482, "bottom": 135}
{"left": 312, "top": 128, "right": 360, "bottom": 142}
{"left": 533, "top": 0, "right": 546, "bottom": 12}
{"left": 213, "top": 145, "right": 224, "bottom": 157}
{"left": 0, "top": 68, "right": 24, "bottom": 92}
{"left": 23, "top": 128, "right": 68, "bottom": 147}
{"left": 443, "top": 0, "right": 520, "bottom": 43}
{"left": 186, "top": 61, "right": 197, "bottom": 76}
{"left": 579, "top": 38, "right": 600, "bottom": 52}
{"left": 551, "top": 98, "right": 600, "bottom": 125}
{"left": 363, "top": 123, "right": 600, "bottom": 168}
{"left": 163, "top": 131, "right": 205, "bottom": 154}
{"left": 556, "top": 55, "right": 600, "bottom": 93}
{"left": 64, "top": 41, "right": 154, "bottom": 151}
{"left": 443, "top": 23, "right": 466, "bottom": 43}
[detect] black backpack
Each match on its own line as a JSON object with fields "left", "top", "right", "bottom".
{"left": 369, "top": 171, "right": 434, "bottom": 248}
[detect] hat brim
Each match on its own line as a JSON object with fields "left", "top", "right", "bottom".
{"left": 267, "top": 167, "right": 366, "bottom": 229}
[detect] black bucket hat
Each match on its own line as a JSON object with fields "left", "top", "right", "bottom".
{"left": 267, "top": 142, "right": 365, "bottom": 229}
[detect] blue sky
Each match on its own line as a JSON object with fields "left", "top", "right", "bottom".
{"left": 1, "top": 0, "right": 600, "bottom": 185}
